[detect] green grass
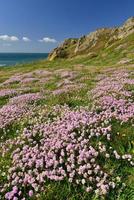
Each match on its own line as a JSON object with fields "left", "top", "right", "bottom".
{"left": 0, "top": 56, "right": 134, "bottom": 200}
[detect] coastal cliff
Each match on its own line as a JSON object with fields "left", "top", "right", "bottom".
{"left": 48, "top": 17, "right": 134, "bottom": 62}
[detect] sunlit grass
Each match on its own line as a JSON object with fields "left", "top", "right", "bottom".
{"left": 0, "top": 57, "right": 134, "bottom": 200}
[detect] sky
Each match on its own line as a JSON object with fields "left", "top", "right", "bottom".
{"left": 0, "top": 0, "right": 133, "bottom": 53}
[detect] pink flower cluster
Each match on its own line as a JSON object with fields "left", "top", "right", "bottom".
{"left": 0, "top": 104, "right": 28, "bottom": 129}
{"left": 9, "top": 93, "right": 43, "bottom": 105}
{"left": 90, "top": 70, "right": 133, "bottom": 98}
{"left": 1, "top": 70, "right": 52, "bottom": 86}
{"left": 0, "top": 93, "right": 43, "bottom": 130}
{"left": 2, "top": 75, "right": 22, "bottom": 85}
{"left": 0, "top": 89, "right": 17, "bottom": 98}
{"left": 1, "top": 103, "right": 133, "bottom": 199}
{"left": 1, "top": 109, "right": 109, "bottom": 198}
{"left": 0, "top": 68, "right": 134, "bottom": 199}
{"left": 90, "top": 69, "right": 134, "bottom": 123}
{"left": 20, "top": 77, "right": 39, "bottom": 84}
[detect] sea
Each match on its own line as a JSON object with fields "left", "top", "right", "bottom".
{"left": 0, "top": 53, "right": 48, "bottom": 67}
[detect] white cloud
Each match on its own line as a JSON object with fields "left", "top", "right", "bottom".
{"left": 39, "top": 37, "right": 57, "bottom": 43}
{"left": 0, "top": 35, "right": 19, "bottom": 41}
{"left": 22, "top": 37, "right": 31, "bottom": 42}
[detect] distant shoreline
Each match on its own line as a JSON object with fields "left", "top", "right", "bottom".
{"left": 0, "top": 52, "right": 48, "bottom": 67}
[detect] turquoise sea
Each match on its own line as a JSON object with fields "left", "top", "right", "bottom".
{"left": 0, "top": 53, "right": 48, "bottom": 66}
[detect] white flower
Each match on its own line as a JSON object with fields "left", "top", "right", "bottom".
{"left": 82, "top": 179, "right": 86, "bottom": 185}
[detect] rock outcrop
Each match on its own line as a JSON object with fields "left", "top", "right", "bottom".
{"left": 48, "top": 17, "right": 134, "bottom": 61}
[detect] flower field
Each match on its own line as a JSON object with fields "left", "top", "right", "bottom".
{"left": 0, "top": 62, "right": 134, "bottom": 200}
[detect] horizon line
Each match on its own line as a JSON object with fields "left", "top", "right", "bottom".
{"left": 0, "top": 52, "right": 49, "bottom": 54}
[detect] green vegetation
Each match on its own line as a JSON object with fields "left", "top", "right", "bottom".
{"left": 0, "top": 50, "right": 134, "bottom": 200}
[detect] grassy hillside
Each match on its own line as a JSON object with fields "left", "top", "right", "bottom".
{"left": 0, "top": 57, "right": 134, "bottom": 200}
{"left": 48, "top": 17, "right": 134, "bottom": 62}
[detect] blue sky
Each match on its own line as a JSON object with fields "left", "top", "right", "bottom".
{"left": 0, "top": 0, "right": 133, "bottom": 53}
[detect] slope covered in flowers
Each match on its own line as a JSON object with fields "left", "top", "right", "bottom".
{"left": 0, "top": 64, "right": 134, "bottom": 200}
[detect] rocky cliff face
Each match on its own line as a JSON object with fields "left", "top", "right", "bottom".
{"left": 48, "top": 17, "right": 134, "bottom": 61}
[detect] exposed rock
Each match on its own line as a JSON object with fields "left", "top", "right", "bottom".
{"left": 48, "top": 17, "right": 134, "bottom": 61}
{"left": 117, "top": 58, "right": 133, "bottom": 64}
{"left": 118, "top": 17, "right": 134, "bottom": 39}
{"left": 88, "top": 52, "right": 98, "bottom": 58}
{"left": 115, "top": 43, "right": 128, "bottom": 50}
{"left": 48, "top": 38, "right": 78, "bottom": 60}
